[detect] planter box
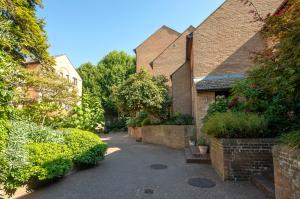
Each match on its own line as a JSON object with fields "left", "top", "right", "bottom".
{"left": 273, "top": 145, "right": 300, "bottom": 199}
{"left": 128, "top": 127, "right": 142, "bottom": 139}
{"left": 209, "top": 137, "right": 276, "bottom": 181}
{"left": 128, "top": 125, "right": 194, "bottom": 149}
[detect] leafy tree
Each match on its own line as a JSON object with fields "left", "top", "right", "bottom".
{"left": 64, "top": 93, "right": 104, "bottom": 132}
{"left": 232, "top": 0, "right": 300, "bottom": 133}
{"left": 113, "top": 69, "right": 170, "bottom": 120}
{"left": 0, "top": 0, "right": 53, "bottom": 65}
{"left": 18, "top": 69, "right": 79, "bottom": 127}
{"left": 77, "top": 51, "right": 135, "bottom": 127}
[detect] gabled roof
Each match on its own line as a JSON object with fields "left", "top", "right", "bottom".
{"left": 150, "top": 25, "right": 195, "bottom": 66}
{"left": 133, "top": 25, "right": 180, "bottom": 53}
{"left": 196, "top": 74, "right": 244, "bottom": 91}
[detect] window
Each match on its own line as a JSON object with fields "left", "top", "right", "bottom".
{"left": 66, "top": 74, "right": 70, "bottom": 82}
{"left": 59, "top": 72, "right": 63, "bottom": 77}
{"left": 73, "top": 77, "right": 77, "bottom": 86}
{"left": 215, "top": 91, "right": 230, "bottom": 98}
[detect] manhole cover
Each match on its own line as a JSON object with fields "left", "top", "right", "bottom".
{"left": 150, "top": 164, "right": 168, "bottom": 170}
{"left": 188, "top": 178, "right": 216, "bottom": 188}
{"left": 144, "top": 188, "right": 154, "bottom": 194}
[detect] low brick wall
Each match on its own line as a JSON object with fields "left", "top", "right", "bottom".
{"left": 273, "top": 145, "right": 300, "bottom": 199}
{"left": 128, "top": 125, "right": 194, "bottom": 149}
{"left": 128, "top": 127, "right": 142, "bottom": 139}
{"left": 209, "top": 137, "right": 276, "bottom": 181}
{"left": 141, "top": 125, "right": 194, "bottom": 149}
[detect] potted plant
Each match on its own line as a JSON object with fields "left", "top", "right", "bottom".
{"left": 197, "top": 137, "right": 208, "bottom": 154}
{"left": 189, "top": 134, "right": 197, "bottom": 146}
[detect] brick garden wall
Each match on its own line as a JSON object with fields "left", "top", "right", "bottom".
{"left": 209, "top": 138, "right": 276, "bottom": 181}
{"left": 128, "top": 127, "right": 142, "bottom": 139}
{"left": 273, "top": 145, "right": 300, "bottom": 199}
{"left": 128, "top": 125, "right": 195, "bottom": 149}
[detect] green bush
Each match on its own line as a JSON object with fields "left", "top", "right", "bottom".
{"left": 27, "top": 143, "right": 73, "bottom": 180}
{"left": 64, "top": 129, "right": 108, "bottom": 166}
{"left": 163, "top": 113, "right": 193, "bottom": 125}
{"left": 106, "top": 117, "right": 128, "bottom": 132}
{"left": 280, "top": 130, "right": 300, "bottom": 149}
{"left": 127, "top": 112, "right": 151, "bottom": 127}
{"left": 202, "top": 112, "right": 269, "bottom": 138}
{"left": 207, "top": 96, "right": 231, "bottom": 116}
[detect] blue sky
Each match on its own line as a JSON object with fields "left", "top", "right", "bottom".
{"left": 38, "top": 0, "right": 225, "bottom": 67}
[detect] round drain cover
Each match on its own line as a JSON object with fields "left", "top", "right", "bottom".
{"left": 188, "top": 178, "right": 216, "bottom": 188}
{"left": 150, "top": 164, "right": 168, "bottom": 170}
{"left": 144, "top": 188, "right": 154, "bottom": 194}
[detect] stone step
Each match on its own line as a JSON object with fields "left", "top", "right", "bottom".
{"left": 251, "top": 175, "right": 275, "bottom": 199}
{"left": 262, "top": 170, "right": 274, "bottom": 183}
{"left": 184, "top": 147, "right": 211, "bottom": 164}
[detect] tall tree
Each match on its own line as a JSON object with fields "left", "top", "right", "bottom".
{"left": 0, "top": 0, "right": 53, "bottom": 65}
{"left": 77, "top": 51, "right": 135, "bottom": 119}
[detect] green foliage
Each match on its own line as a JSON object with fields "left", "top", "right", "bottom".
{"left": 106, "top": 117, "right": 128, "bottom": 132}
{"left": 64, "top": 129, "right": 108, "bottom": 166}
{"left": 18, "top": 69, "right": 79, "bottom": 127}
{"left": 26, "top": 143, "right": 72, "bottom": 180}
{"left": 0, "top": 0, "right": 53, "bottom": 65}
{"left": 1, "top": 122, "right": 108, "bottom": 195}
{"left": 202, "top": 112, "right": 269, "bottom": 138}
{"left": 114, "top": 69, "right": 170, "bottom": 118}
{"left": 163, "top": 113, "right": 194, "bottom": 125}
{"left": 207, "top": 96, "right": 231, "bottom": 116}
{"left": 0, "top": 119, "right": 8, "bottom": 183}
{"left": 280, "top": 130, "right": 300, "bottom": 149}
{"left": 197, "top": 137, "right": 207, "bottom": 146}
{"left": 231, "top": 0, "right": 300, "bottom": 134}
{"left": 65, "top": 93, "right": 104, "bottom": 132}
{"left": 77, "top": 51, "right": 135, "bottom": 112}
{"left": 126, "top": 112, "right": 151, "bottom": 127}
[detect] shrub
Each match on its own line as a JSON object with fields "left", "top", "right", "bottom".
{"left": 27, "top": 143, "right": 73, "bottom": 180}
{"left": 64, "top": 129, "right": 108, "bottom": 166}
{"left": 280, "top": 130, "right": 300, "bottom": 149}
{"left": 65, "top": 93, "right": 104, "bottom": 132}
{"left": 163, "top": 113, "right": 193, "bottom": 125}
{"left": 1, "top": 122, "right": 70, "bottom": 195}
{"left": 10, "top": 121, "right": 65, "bottom": 144}
{"left": 202, "top": 112, "right": 269, "bottom": 138}
{"left": 106, "top": 117, "right": 128, "bottom": 132}
{"left": 127, "top": 112, "right": 151, "bottom": 127}
{"left": 207, "top": 96, "right": 231, "bottom": 116}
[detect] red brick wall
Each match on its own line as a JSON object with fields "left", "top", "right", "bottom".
{"left": 152, "top": 26, "right": 195, "bottom": 84}
{"left": 135, "top": 26, "right": 180, "bottom": 74}
{"left": 171, "top": 62, "right": 192, "bottom": 115}
{"left": 210, "top": 138, "right": 276, "bottom": 181}
{"left": 192, "top": 0, "right": 283, "bottom": 78}
{"left": 273, "top": 145, "right": 300, "bottom": 199}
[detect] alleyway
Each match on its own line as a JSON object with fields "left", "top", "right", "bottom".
{"left": 20, "top": 133, "right": 266, "bottom": 199}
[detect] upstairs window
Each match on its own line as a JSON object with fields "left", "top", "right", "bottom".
{"left": 73, "top": 77, "right": 77, "bottom": 86}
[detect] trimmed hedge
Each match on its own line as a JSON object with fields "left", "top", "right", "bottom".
{"left": 64, "top": 128, "right": 108, "bottom": 166}
{"left": 202, "top": 112, "right": 268, "bottom": 138}
{"left": 1, "top": 122, "right": 108, "bottom": 196}
{"left": 27, "top": 143, "right": 73, "bottom": 180}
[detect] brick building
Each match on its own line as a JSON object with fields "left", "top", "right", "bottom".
{"left": 26, "top": 54, "right": 82, "bottom": 98}
{"left": 134, "top": 0, "right": 285, "bottom": 137}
